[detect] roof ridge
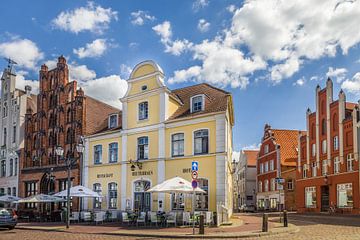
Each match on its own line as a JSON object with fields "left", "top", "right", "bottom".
{"left": 272, "top": 128, "right": 301, "bottom": 132}
{"left": 85, "top": 95, "right": 121, "bottom": 112}
{"left": 171, "top": 83, "right": 230, "bottom": 95}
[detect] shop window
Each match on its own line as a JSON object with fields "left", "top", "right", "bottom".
{"left": 138, "top": 102, "right": 148, "bottom": 120}
{"left": 109, "top": 143, "right": 118, "bottom": 163}
{"left": 171, "top": 193, "right": 184, "bottom": 210}
{"left": 191, "top": 95, "right": 204, "bottom": 113}
{"left": 137, "top": 137, "right": 149, "bottom": 160}
{"left": 194, "top": 129, "right": 209, "bottom": 155}
{"left": 93, "top": 183, "right": 102, "bottom": 209}
{"left": 337, "top": 183, "right": 353, "bottom": 208}
{"left": 333, "top": 136, "right": 339, "bottom": 151}
{"left": 334, "top": 157, "right": 340, "bottom": 174}
{"left": 305, "top": 186, "right": 316, "bottom": 208}
{"left": 171, "top": 133, "right": 184, "bottom": 157}
{"left": 94, "top": 145, "right": 102, "bottom": 164}
{"left": 195, "top": 178, "right": 208, "bottom": 210}
{"left": 108, "top": 182, "right": 117, "bottom": 209}
{"left": 25, "top": 182, "right": 37, "bottom": 209}
{"left": 347, "top": 154, "right": 354, "bottom": 172}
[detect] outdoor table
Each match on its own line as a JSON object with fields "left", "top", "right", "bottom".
{"left": 128, "top": 212, "right": 138, "bottom": 225}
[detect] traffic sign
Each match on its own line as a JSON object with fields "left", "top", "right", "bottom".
{"left": 277, "top": 184, "right": 284, "bottom": 190}
{"left": 191, "top": 171, "right": 198, "bottom": 179}
{"left": 191, "top": 161, "right": 198, "bottom": 171}
{"left": 276, "top": 177, "right": 285, "bottom": 184}
{"left": 192, "top": 180, "right": 198, "bottom": 189}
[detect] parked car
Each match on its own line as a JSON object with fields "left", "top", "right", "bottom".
{"left": 0, "top": 208, "right": 17, "bottom": 230}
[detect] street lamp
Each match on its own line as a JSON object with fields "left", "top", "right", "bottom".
{"left": 55, "top": 138, "right": 84, "bottom": 229}
{"left": 129, "top": 159, "right": 142, "bottom": 171}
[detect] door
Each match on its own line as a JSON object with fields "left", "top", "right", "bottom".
{"left": 321, "top": 186, "right": 329, "bottom": 212}
{"left": 133, "top": 180, "right": 151, "bottom": 212}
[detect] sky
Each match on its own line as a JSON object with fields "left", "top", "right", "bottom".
{"left": 1, "top": 0, "right": 360, "bottom": 156}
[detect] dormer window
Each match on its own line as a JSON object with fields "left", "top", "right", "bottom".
{"left": 138, "top": 102, "right": 148, "bottom": 120}
{"left": 191, "top": 95, "right": 204, "bottom": 113}
{"left": 109, "top": 114, "right": 118, "bottom": 129}
{"left": 141, "top": 85, "right": 148, "bottom": 91}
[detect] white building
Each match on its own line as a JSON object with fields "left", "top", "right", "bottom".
{"left": 0, "top": 65, "right": 36, "bottom": 197}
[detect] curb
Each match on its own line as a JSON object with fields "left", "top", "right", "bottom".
{"left": 15, "top": 224, "right": 299, "bottom": 239}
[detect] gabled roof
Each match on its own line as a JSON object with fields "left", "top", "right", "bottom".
{"left": 242, "top": 150, "right": 259, "bottom": 167}
{"left": 272, "top": 129, "right": 301, "bottom": 167}
{"left": 168, "top": 83, "right": 231, "bottom": 120}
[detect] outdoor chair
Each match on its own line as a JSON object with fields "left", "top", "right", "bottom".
{"left": 136, "top": 212, "right": 146, "bottom": 226}
{"left": 81, "top": 211, "right": 92, "bottom": 222}
{"left": 166, "top": 212, "right": 176, "bottom": 227}
{"left": 205, "top": 211, "right": 213, "bottom": 226}
{"left": 150, "top": 212, "right": 161, "bottom": 226}
{"left": 69, "top": 211, "right": 80, "bottom": 223}
{"left": 121, "top": 212, "right": 130, "bottom": 225}
{"left": 110, "top": 210, "right": 117, "bottom": 221}
{"left": 182, "top": 212, "right": 193, "bottom": 225}
{"left": 94, "top": 212, "right": 104, "bottom": 225}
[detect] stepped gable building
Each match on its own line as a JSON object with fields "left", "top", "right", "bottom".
{"left": 19, "top": 56, "right": 119, "bottom": 211}
{"left": 256, "top": 125, "right": 301, "bottom": 211}
{"left": 0, "top": 65, "right": 36, "bottom": 199}
{"left": 297, "top": 79, "right": 360, "bottom": 213}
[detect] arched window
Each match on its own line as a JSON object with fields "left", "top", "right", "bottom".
{"left": 333, "top": 113, "right": 338, "bottom": 131}
{"left": 321, "top": 119, "right": 326, "bottom": 135}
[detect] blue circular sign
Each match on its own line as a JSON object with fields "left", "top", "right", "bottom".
{"left": 192, "top": 180, "right": 198, "bottom": 189}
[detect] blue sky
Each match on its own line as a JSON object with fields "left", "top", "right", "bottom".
{"left": 1, "top": 0, "right": 360, "bottom": 154}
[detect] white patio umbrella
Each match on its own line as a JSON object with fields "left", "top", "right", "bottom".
{"left": 0, "top": 195, "right": 21, "bottom": 202}
{"left": 147, "top": 176, "right": 206, "bottom": 194}
{"left": 53, "top": 185, "right": 102, "bottom": 198}
{"left": 16, "top": 194, "right": 66, "bottom": 203}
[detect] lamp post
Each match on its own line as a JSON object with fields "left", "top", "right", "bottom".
{"left": 55, "top": 137, "right": 84, "bottom": 229}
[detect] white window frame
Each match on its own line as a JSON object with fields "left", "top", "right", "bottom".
{"left": 333, "top": 136, "right": 339, "bottom": 151}
{"left": 264, "top": 179, "right": 269, "bottom": 192}
{"left": 303, "top": 164, "right": 308, "bottom": 178}
{"left": 334, "top": 157, "right": 340, "bottom": 174}
{"left": 287, "top": 179, "right": 294, "bottom": 191}
{"left": 312, "top": 162, "right": 317, "bottom": 177}
{"left": 322, "top": 160, "right": 328, "bottom": 176}
{"left": 347, "top": 154, "right": 354, "bottom": 172}
{"left": 190, "top": 94, "right": 205, "bottom": 113}
{"left": 269, "top": 160, "right": 274, "bottom": 171}
{"left": 138, "top": 101, "right": 149, "bottom": 121}
{"left": 137, "top": 136, "right": 149, "bottom": 160}
{"left": 305, "top": 186, "right": 316, "bottom": 208}
{"left": 264, "top": 161, "right": 269, "bottom": 172}
{"left": 171, "top": 133, "right": 185, "bottom": 157}
{"left": 270, "top": 178, "right": 276, "bottom": 191}
{"left": 260, "top": 163, "right": 264, "bottom": 174}
{"left": 337, "top": 183, "right": 353, "bottom": 208}
{"left": 264, "top": 144, "right": 269, "bottom": 154}
{"left": 108, "top": 114, "right": 118, "bottom": 129}
{"left": 322, "top": 140, "right": 327, "bottom": 154}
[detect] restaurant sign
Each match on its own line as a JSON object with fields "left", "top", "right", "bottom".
{"left": 97, "top": 173, "right": 114, "bottom": 178}
{"left": 132, "top": 170, "right": 153, "bottom": 176}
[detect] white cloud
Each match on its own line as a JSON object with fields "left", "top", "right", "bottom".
{"left": 310, "top": 75, "right": 320, "bottom": 81}
{"left": 52, "top": 2, "right": 117, "bottom": 34}
{"left": 120, "top": 64, "right": 132, "bottom": 79}
{"left": 232, "top": 151, "right": 240, "bottom": 162}
{"left": 326, "top": 67, "right": 348, "bottom": 83}
{"left": 197, "top": 19, "right": 210, "bottom": 33}
{"left": 130, "top": 10, "right": 155, "bottom": 26}
{"left": 193, "top": 0, "right": 209, "bottom": 12}
{"left": 81, "top": 75, "right": 128, "bottom": 109}
{"left": 73, "top": 39, "right": 108, "bottom": 58}
{"left": 227, "top": 5, "right": 236, "bottom": 13}
{"left": 0, "top": 38, "right": 43, "bottom": 70}
{"left": 15, "top": 72, "right": 39, "bottom": 94}
{"left": 69, "top": 64, "right": 96, "bottom": 81}
{"left": 341, "top": 72, "right": 360, "bottom": 94}
{"left": 153, "top": 21, "right": 192, "bottom": 56}
{"left": 242, "top": 143, "right": 260, "bottom": 150}
{"left": 293, "top": 77, "right": 305, "bottom": 86}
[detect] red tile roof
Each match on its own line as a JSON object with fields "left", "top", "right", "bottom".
{"left": 272, "top": 129, "right": 302, "bottom": 167}
{"left": 243, "top": 150, "right": 259, "bottom": 166}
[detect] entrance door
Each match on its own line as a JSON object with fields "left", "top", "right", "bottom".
{"left": 133, "top": 180, "right": 151, "bottom": 212}
{"left": 321, "top": 186, "right": 329, "bottom": 212}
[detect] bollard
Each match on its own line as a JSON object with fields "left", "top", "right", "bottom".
{"left": 262, "top": 213, "right": 268, "bottom": 232}
{"left": 199, "top": 214, "right": 205, "bottom": 235}
{"left": 283, "top": 210, "right": 288, "bottom": 227}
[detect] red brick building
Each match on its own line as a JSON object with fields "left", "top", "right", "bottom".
{"left": 256, "top": 125, "right": 301, "bottom": 211}
{"left": 297, "top": 79, "right": 360, "bottom": 213}
{"left": 19, "top": 56, "right": 118, "bottom": 213}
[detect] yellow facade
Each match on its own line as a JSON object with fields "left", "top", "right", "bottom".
{"left": 84, "top": 60, "right": 234, "bottom": 217}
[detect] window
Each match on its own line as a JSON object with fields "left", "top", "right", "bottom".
{"left": 270, "top": 178, "right": 276, "bottom": 191}
{"left": 141, "top": 85, "right": 147, "bottom": 91}
{"left": 7, "top": 187, "right": 11, "bottom": 195}
{"left": 264, "top": 144, "right": 269, "bottom": 154}
{"left": 264, "top": 161, "right": 269, "bottom": 172}
{"left": 322, "top": 140, "right": 327, "bottom": 154}
{"left": 109, "top": 143, "right": 118, "bottom": 163}
{"left": 3, "top": 128, "right": 6, "bottom": 146}
{"left": 269, "top": 160, "right": 274, "bottom": 171}
{"left": 94, "top": 145, "right": 102, "bottom": 164}
{"left": 171, "top": 193, "right": 184, "bottom": 210}
{"left": 303, "top": 164, "right": 308, "bottom": 178}
{"left": 322, "top": 160, "right": 328, "bottom": 176}
{"left": 12, "top": 126, "right": 16, "bottom": 143}
{"left": 195, "top": 179, "right": 208, "bottom": 210}
{"left": 93, "top": 183, "right": 102, "bottom": 209}
{"left": 137, "top": 137, "right": 149, "bottom": 160}
{"left": 305, "top": 186, "right": 316, "bottom": 208}
{"left": 108, "top": 114, "right": 118, "bottom": 128}
{"left": 191, "top": 95, "right": 204, "bottom": 113}
{"left": 260, "top": 163, "right": 264, "bottom": 174}
{"left": 138, "top": 102, "right": 148, "bottom": 120}
{"left": 333, "top": 136, "right": 339, "bottom": 151}
{"left": 25, "top": 182, "right": 37, "bottom": 208}
{"left": 171, "top": 133, "right": 184, "bottom": 157}
{"left": 347, "top": 154, "right": 354, "bottom": 172}
{"left": 312, "top": 162, "right": 317, "bottom": 177}
{"left": 0, "top": 160, "right": 5, "bottom": 177}
{"left": 264, "top": 179, "right": 269, "bottom": 192}
{"left": 312, "top": 144, "right": 316, "bottom": 157}
{"left": 3, "top": 102, "right": 8, "bottom": 118}
{"left": 12, "top": 187, "right": 16, "bottom": 197}
{"left": 9, "top": 159, "right": 13, "bottom": 176}
{"left": 287, "top": 179, "right": 294, "bottom": 190}
{"left": 108, "top": 182, "right": 117, "bottom": 209}
{"left": 334, "top": 157, "right": 340, "bottom": 174}
{"left": 258, "top": 181, "right": 262, "bottom": 192}
{"left": 194, "top": 129, "right": 209, "bottom": 155}
{"left": 337, "top": 183, "right": 353, "bottom": 208}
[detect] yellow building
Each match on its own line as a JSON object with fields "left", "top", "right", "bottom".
{"left": 83, "top": 60, "right": 234, "bottom": 218}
